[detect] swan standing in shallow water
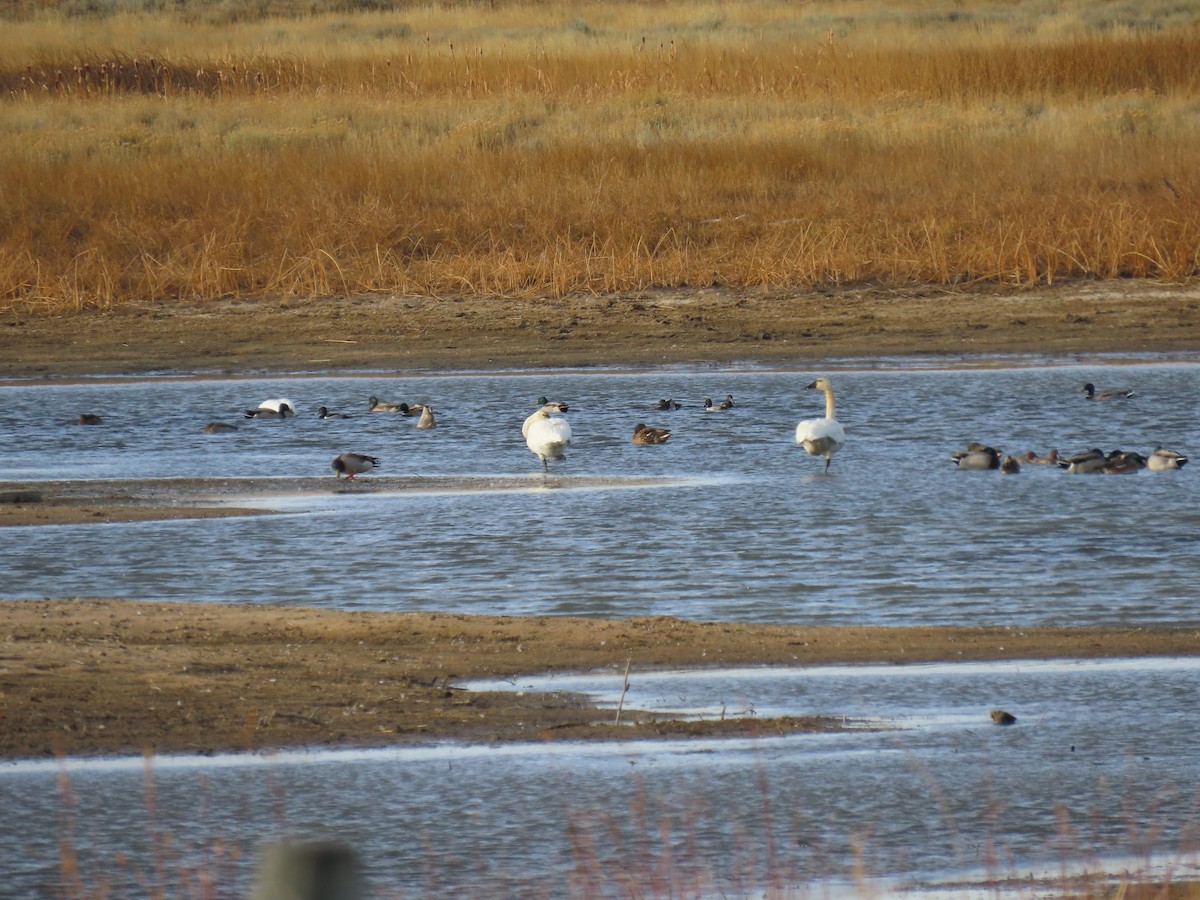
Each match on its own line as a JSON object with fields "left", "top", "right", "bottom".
{"left": 795, "top": 377, "right": 846, "bottom": 473}
{"left": 523, "top": 401, "right": 573, "bottom": 472}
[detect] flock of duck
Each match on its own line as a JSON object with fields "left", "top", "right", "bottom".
{"left": 71, "top": 375, "right": 1185, "bottom": 480}
{"left": 950, "top": 380, "right": 1188, "bottom": 475}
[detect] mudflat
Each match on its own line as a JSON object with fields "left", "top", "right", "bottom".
{"left": 4, "top": 598, "right": 1199, "bottom": 759}
{"left": 3, "top": 282, "right": 1200, "bottom": 759}
{"left": 4, "top": 282, "right": 1200, "bottom": 379}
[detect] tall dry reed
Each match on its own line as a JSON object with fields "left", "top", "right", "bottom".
{"left": 1, "top": 1, "right": 1199, "bottom": 312}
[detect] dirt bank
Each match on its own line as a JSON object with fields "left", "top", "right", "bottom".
{"left": 3, "top": 283, "right": 1200, "bottom": 761}
{"left": 4, "top": 282, "right": 1200, "bottom": 379}
{"left": 3, "top": 599, "right": 1198, "bottom": 759}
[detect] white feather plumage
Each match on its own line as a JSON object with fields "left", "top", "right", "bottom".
{"left": 796, "top": 377, "right": 846, "bottom": 473}
{"left": 523, "top": 403, "right": 573, "bottom": 471}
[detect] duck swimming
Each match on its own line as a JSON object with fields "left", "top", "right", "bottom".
{"left": 951, "top": 443, "right": 1001, "bottom": 470}
{"left": 1080, "top": 382, "right": 1135, "bottom": 400}
{"left": 245, "top": 403, "right": 293, "bottom": 419}
{"left": 1147, "top": 447, "right": 1188, "bottom": 470}
{"left": 632, "top": 423, "right": 672, "bottom": 444}
{"left": 368, "top": 396, "right": 405, "bottom": 413}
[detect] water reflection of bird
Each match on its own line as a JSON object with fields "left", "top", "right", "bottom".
{"left": 1147, "top": 447, "right": 1188, "bottom": 470}
{"left": 332, "top": 452, "right": 379, "bottom": 480}
{"left": 1080, "top": 382, "right": 1135, "bottom": 400}
{"left": 796, "top": 377, "right": 846, "bottom": 474}
{"left": 632, "top": 423, "right": 671, "bottom": 444}
{"left": 523, "top": 402, "right": 572, "bottom": 472}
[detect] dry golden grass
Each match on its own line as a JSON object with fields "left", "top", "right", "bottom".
{"left": 2, "top": 0, "right": 1199, "bottom": 311}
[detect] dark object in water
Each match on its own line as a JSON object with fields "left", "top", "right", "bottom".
{"left": 990, "top": 709, "right": 1017, "bottom": 726}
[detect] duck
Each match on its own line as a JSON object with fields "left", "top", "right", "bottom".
{"left": 951, "top": 443, "right": 1001, "bottom": 470}
{"left": 999, "top": 455, "right": 1021, "bottom": 474}
{"left": 1023, "top": 449, "right": 1060, "bottom": 465}
{"left": 417, "top": 405, "right": 436, "bottom": 429}
{"left": 318, "top": 406, "right": 352, "bottom": 419}
{"left": 1058, "top": 448, "right": 1107, "bottom": 474}
{"left": 245, "top": 403, "right": 293, "bottom": 419}
{"left": 332, "top": 452, "right": 380, "bottom": 480}
{"left": 256, "top": 398, "right": 296, "bottom": 414}
{"left": 1101, "top": 451, "right": 1147, "bottom": 474}
{"left": 704, "top": 395, "right": 734, "bottom": 411}
{"left": 535, "top": 396, "right": 569, "bottom": 412}
{"left": 203, "top": 422, "right": 239, "bottom": 434}
{"left": 1080, "top": 382, "right": 1135, "bottom": 401}
{"left": 656, "top": 399, "right": 681, "bottom": 411}
{"left": 1147, "top": 447, "right": 1188, "bottom": 471}
{"left": 77, "top": 413, "right": 103, "bottom": 425}
{"left": 795, "top": 377, "right": 846, "bottom": 473}
{"left": 523, "top": 401, "right": 573, "bottom": 472}
{"left": 368, "top": 395, "right": 405, "bottom": 413}
{"left": 632, "top": 423, "right": 671, "bottom": 444}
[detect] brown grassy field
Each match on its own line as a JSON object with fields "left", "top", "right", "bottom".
{"left": 2, "top": 0, "right": 1199, "bottom": 313}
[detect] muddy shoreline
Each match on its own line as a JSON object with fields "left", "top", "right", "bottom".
{"left": 4, "top": 281, "right": 1200, "bottom": 761}
{"left": 4, "top": 598, "right": 1199, "bottom": 760}
{"left": 5, "top": 282, "right": 1200, "bottom": 380}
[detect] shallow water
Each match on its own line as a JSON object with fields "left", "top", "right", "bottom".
{"left": 3, "top": 359, "right": 1198, "bottom": 625}
{"left": 2, "top": 357, "right": 1199, "bottom": 897}
{"left": 3, "top": 658, "right": 1199, "bottom": 897}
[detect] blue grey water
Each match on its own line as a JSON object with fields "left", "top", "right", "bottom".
{"left": 3, "top": 359, "right": 1199, "bottom": 622}
{"left": 2, "top": 358, "right": 1199, "bottom": 897}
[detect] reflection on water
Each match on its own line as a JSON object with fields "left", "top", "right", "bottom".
{"left": 2, "top": 358, "right": 1200, "bottom": 897}
{"left": 3, "top": 361, "right": 1199, "bottom": 625}
{"left": 2, "top": 658, "right": 1199, "bottom": 897}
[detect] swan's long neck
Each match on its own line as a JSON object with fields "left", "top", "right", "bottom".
{"left": 823, "top": 387, "right": 837, "bottom": 420}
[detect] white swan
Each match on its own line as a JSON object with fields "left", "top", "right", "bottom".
{"left": 523, "top": 402, "right": 573, "bottom": 472}
{"left": 795, "top": 377, "right": 846, "bottom": 473}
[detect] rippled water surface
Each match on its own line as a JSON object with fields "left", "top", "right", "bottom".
{"left": 3, "top": 658, "right": 1199, "bottom": 898}
{"left": 4, "top": 360, "right": 1199, "bottom": 625}
{"left": 2, "top": 358, "right": 1199, "bottom": 897}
